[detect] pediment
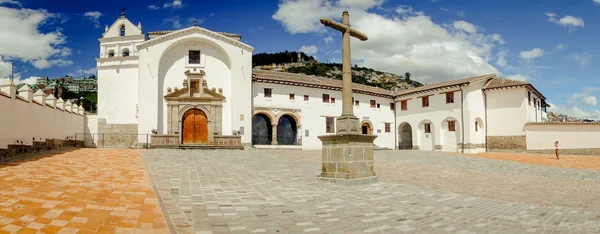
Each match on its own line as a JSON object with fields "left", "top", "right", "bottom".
{"left": 164, "top": 87, "right": 225, "bottom": 102}
{"left": 136, "top": 26, "right": 254, "bottom": 52}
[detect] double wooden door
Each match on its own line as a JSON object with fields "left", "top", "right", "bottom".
{"left": 182, "top": 109, "right": 208, "bottom": 144}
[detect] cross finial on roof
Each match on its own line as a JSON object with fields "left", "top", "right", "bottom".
{"left": 193, "top": 19, "right": 198, "bottom": 26}
{"left": 120, "top": 6, "right": 127, "bottom": 17}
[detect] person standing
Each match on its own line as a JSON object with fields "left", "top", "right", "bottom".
{"left": 554, "top": 141, "right": 560, "bottom": 160}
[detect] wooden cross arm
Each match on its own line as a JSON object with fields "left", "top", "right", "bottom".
{"left": 320, "top": 18, "right": 368, "bottom": 41}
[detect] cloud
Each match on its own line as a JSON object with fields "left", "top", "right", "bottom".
{"left": 324, "top": 35, "right": 333, "bottom": 45}
{"left": 83, "top": 11, "right": 102, "bottom": 28}
{"left": 0, "top": 0, "right": 21, "bottom": 7}
{"left": 571, "top": 52, "right": 591, "bottom": 67}
{"left": 582, "top": 96, "right": 597, "bottom": 106}
{"left": 440, "top": 7, "right": 449, "bottom": 12}
{"left": 0, "top": 76, "right": 39, "bottom": 86}
{"left": 163, "top": 16, "right": 182, "bottom": 29}
{"left": 583, "top": 87, "right": 600, "bottom": 92}
{"left": 148, "top": 5, "right": 160, "bottom": 10}
{"left": 547, "top": 103, "right": 600, "bottom": 120}
{"left": 0, "top": 6, "right": 72, "bottom": 71}
{"left": 595, "top": 0, "right": 600, "bottom": 5}
{"left": 299, "top": 45, "right": 318, "bottom": 55}
{"left": 68, "top": 67, "right": 97, "bottom": 77}
{"left": 273, "top": 1, "right": 506, "bottom": 84}
{"left": 163, "top": 0, "right": 182, "bottom": 9}
{"left": 506, "top": 74, "right": 530, "bottom": 81}
{"left": 546, "top": 13, "right": 584, "bottom": 29}
{"left": 457, "top": 11, "right": 465, "bottom": 17}
{"left": 555, "top": 44, "right": 564, "bottom": 51}
{"left": 496, "top": 50, "right": 507, "bottom": 67}
{"left": 519, "top": 48, "right": 544, "bottom": 60}
{"left": 568, "top": 92, "right": 597, "bottom": 106}
{"left": 453, "top": 20, "right": 477, "bottom": 33}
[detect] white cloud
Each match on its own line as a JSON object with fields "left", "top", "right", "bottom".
{"left": 83, "top": 11, "right": 102, "bottom": 28}
{"left": 0, "top": 0, "right": 21, "bottom": 7}
{"left": 583, "top": 87, "right": 600, "bottom": 92}
{"left": 496, "top": 50, "right": 507, "bottom": 67}
{"left": 571, "top": 52, "right": 591, "bottom": 67}
{"left": 453, "top": 20, "right": 477, "bottom": 33}
{"left": 148, "top": 5, "right": 160, "bottom": 10}
{"left": 595, "top": 0, "right": 600, "bottom": 5}
{"left": 163, "top": 16, "right": 182, "bottom": 29}
{"left": 273, "top": 1, "right": 506, "bottom": 84}
{"left": 547, "top": 103, "right": 600, "bottom": 120}
{"left": 0, "top": 76, "right": 39, "bottom": 85}
{"left": 457, "top": 11, "right": 465, "bottom": 17}
{"left": 299, "top": 45, "right": 319, "bottom": 55}
{"left": 339, "top": 0, "right": 384, "bottom": 9}
{"left": 0, "top": 6, "right": 72, "bottom": 71}
{"left": 440, "top": 7, "right": 449, "bottom": 12}
{"left": 555, "top": 44, "right": 564, "bottom": 51}
{"left": 582, "top": 96, "right": 597, "bottom": 106}
{"left": 163, "top": 0, "right": 182, "bottom": 9}
{"left": 519, "top": 48, "right": 544, "bottom": 60}
{"left": 546, "top": 13, "right": 584, "bottom": 29}
{"left": 396, "top": 5, "right": 414, "bottom": 15}
{"left": 507, "top": 74, "right": 530, "bottom": 81}
{"left": 324, "top": 35, "right": 333, "bottom": 45}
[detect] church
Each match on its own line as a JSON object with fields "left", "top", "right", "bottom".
{"left": 88, "top": 13, "right": 550, "bottom": 153}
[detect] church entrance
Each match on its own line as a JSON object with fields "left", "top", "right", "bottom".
{"left": 252, "top": 114, "right": 272, "bottom": 145}
{"left": 182, "top": 109, "right": 208, "bottom": 144}
{"left": 277, "top": 115, "right": 297, "bottom": 145}
{"left": 361, "top": 122, "right": 372, "bottom": 135}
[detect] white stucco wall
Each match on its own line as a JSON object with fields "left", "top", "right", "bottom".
{"left": 103, "top": 17, "right": 142, "bottom": 38}
{"left": 526, "top": 124, "right": 600, "bottom": 150}
{"left": 485, "top": 88, "right": 527, "bottom": 136}
{"left": 84, "top": 114, "right": 99, "bottom": 147}
{"left": 97, "top": 67, "right": 139, "bottom": 124}
{"left": 0, "top": 85, "right": 84, "bottom": 149}
{"left": 252, "top": 83, "right": 397, "bottom": 150}
{"left": 137, "top": 27, "right": 253, "bottom": 144}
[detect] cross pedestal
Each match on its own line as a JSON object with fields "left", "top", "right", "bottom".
{"left": 317, "top": 10, "right": 378, "bottom": 186}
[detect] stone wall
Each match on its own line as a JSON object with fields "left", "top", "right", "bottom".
{"left": 151, "top": 135, "right": 179, "bottom": 148}
{"left": 96, "top": 119, "right": 140, "bottom": 148}
{"left": 487, "top": 135, "right": 526, "bottom": 150}
{"left": 214, "top": 135, "right": 242, "bottom": 147}
{"left": 0, "top": 139, "right": 83, "bottom": 162}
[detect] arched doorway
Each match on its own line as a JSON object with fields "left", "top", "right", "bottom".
{"left": 252, "top": 114, "right": 272, "bottom": 145}
{"left": 277, "top": 115, "right": 297, "bottom": 145}
{"left": 182, "top": 109, "right": 208, "bottom": 144}
{"left": 399, "top": 123, "right": 413, "bottom": 149}
{"left": 361, "top": 122, "right": 372, "bottom": 135}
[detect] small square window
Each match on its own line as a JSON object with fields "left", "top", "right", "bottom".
{"left": 424, "top": 123, "right": 431, "bottom": 133}
{"left": 331, "top": 97, "right": 335, "bottom": 103}
{"left": 323, "top": 94, "right": 330, "bottom": 103}
{"left": 475, "top": 121, "right": 478, "bottom": 132}
{"left": 422, "top": 96, "right": 429, "bottom": 107}
{"left": 401, "top": 100, "right": 407, "bottom": 111}
{"left": 289, "top": 93, "right": 295, "bottom": 100}
{"left": 304, "top": 95, "right": 309, "bottom": 101}
{"left": 377, "top": 103, "right": 381, "bottom": 109}
{"left": 264, "top": 88, "right": 272, "bottom": 98}
{"left": 390, "top": 103, "right": 395, "bottom": 110}
{"left": 370, "top": 100, "right": 376, "bottom": 108}
{"left": 446, "top": 92, "right": 454, "bottom": 104}
{"left": 355, "top": 100, "right": 359, "bottom": 106}
{"left": 448, "top": 121, "right": 456, "bottom": 132}
{"left": 385, "top": 123, "right": 391, "bottom": 133}
{"left": 189, "top": 50, "right": 201, "bottom": 64}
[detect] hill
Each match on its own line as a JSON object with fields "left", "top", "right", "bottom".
{"left": 252, "top": 51, "right": 423, "bottom": 91}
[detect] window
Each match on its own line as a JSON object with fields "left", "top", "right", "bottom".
{"left": 390, "top": 103, "right": 395, "bottom": 110}
{"left": 401, "top": 100, "right": 407, "bottom": 111}
{"left": 422, "top": 96, "right": 429, "bottom": 107}
{"left": 264, "top": 88, "right": 272, "bottom": 98}
{"left": 326, "top": 117, "right": 335, "bottom": 133}
{"left": 122, "top": 48, "right": 130, "bottom": 57}
{"left": 445, "top": 92, "right": 454, "bottom": 104}
{"left": 323, "top": 94, "right": 330, "bottom": 103}
{"left": 108, "top": 50, "right": 115, "bottom": 58}
{"left": 424, "top": 123, "right": 431, "bottom": 133}
{"left": 385, "top": 123, "right": 391, "bottom": 133}
{"left": 355, "top": 100, "right": 359, "bottom": 106}
{"left": 528, "top": 91, "right": 531, "bottom": 106}
{"left": 475, "top": 121, "right": 478, "bottom": 132}
{"left": 189, "top": 50, "right": 201, "bottom": 64}
{"left": 289, "top": 93, "right": 295, "bottom": 100}
{"left": 370, "top": 100, "right": 376, "bottom": 108}
{"left": 377, "top": 103, "right": 380, "bottom": 109}
{"left": 120, "top": 25, "right": 125, "bottom": 36}
{"left": 352, "top": 97, "right": 355, "bottom": 104}
{"left": 448, "top": 120, "right": 456, "bottom": 132}
{"left": 331, "top": 97, "right": 335, "bottom": 103}
{"left": 304, "top": 95, "right": 309, "bottom": 101}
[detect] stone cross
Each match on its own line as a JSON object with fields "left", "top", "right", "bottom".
{"left": 320, "top": 10, "right": 368, "bottom": 134}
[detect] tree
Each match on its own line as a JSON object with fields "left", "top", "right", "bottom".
{"left": 405, "top": 72, "right": 411, "bottom": 82}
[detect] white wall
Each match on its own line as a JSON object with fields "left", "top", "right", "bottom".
{"left": 252, "top": 83, "right": 397, "bottom": 150}
{"left": 97, "top": 67, "right": 139, "bottom": 125}
{"left": 84, "top": 114, "right": 99, "bottom": 147}
{"left": 103, "top": 17, "right": 142, "bottom": 38}
{"left": 485, "top": 88, "right": 527, "bottom": 136}
{"left": 0, "top": 83, "right": 84, "bottom": 149}
{"left": 526, "top": 124, "right": 600, "bottom": 150}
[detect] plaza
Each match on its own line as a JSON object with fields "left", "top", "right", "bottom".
{"left": 1, "top": 149, "right": 600, "bottom": 234}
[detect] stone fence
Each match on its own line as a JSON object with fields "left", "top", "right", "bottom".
{"left": 0, "top": 81, "right": 85, "bottom": 159}
{"left": 525, "top": 122, "right": 600, "bottom": 155}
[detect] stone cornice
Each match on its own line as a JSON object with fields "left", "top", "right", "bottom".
{"left": 136, "top": 26, "right": 254, "bottom": 52}
{"left": 95, "top": 56, "right": 139, "bottom": 63}
{"left": 97, "top": 64, "right": 138, "bottom": 70}
{"left": 99, "top": 35, "right": 145, "bottom": 43}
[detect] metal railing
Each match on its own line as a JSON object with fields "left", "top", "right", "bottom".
{"left": 75, "top": 133, "right": 152, "bottom": 149}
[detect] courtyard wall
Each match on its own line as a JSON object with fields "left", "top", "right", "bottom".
{"left": 0, "top": 82, "right": 84, "bottom": 149}
{"left": 525, "top": 122, "right": 600, "bottom": 154}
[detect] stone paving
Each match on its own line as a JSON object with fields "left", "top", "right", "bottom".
{"left": 0, "top": 148, "right": 168, "bottom": 234}
{"left": 141, "top": 149, "right": 600, "bottom": 234}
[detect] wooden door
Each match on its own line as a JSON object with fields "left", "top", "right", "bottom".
{"left": 182, "top": 109, "right": 208, "bottom": 144}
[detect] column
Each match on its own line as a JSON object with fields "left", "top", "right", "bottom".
{"left": 271, "top": 124, "right": 278, "bottom": 145}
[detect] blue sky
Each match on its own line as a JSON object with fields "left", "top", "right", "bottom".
{"left": 1, "top": 0, "right": 600, "bottom": 118}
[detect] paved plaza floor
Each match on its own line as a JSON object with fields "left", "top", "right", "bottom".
{"left": 140, "top": 149, "right": 600, "bottom": 234}
{"left": 1, "top": 149, "right": 600, "bottom": 234}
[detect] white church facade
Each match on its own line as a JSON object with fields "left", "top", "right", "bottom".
{"left": 88, "top": 14, "right": 549, "bottom": 153}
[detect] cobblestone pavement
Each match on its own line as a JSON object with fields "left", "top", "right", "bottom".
{"left": 141, "top": 149, "right": 600, "bottom": 234}
{"left": 0, "top": 148, "right": 168, "bottom": 234}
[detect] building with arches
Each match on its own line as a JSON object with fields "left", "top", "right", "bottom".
{"left": 89, "top": 13, "right": 549, "bottom": 152}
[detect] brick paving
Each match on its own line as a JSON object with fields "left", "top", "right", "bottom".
{"left": 469, "top": 152, "right": 600, "bottom": 171}
{"left": 141, "top": 149, "right": 600, "bottom": 234}
{"left": 0, "top": 148, "right": 168, "bottom": 234}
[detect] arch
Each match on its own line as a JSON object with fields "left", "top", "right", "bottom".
{"left": 440, "top": 117, "right": 460, "bottom": 153}
{"left": 120, "top": 24, "right": 125, "bottom": 36}
{"left": 122, "top": 48, "right": 130, "bottom": 57}
{"left": 475, "top": 117, "right": 484, "bottom": 145}
{"left": 361, "top": 121, "right": 372, "bottom": 135}
{"left": 274, "top": 111, "right": 301, "bottom": 129}
{"left": 108, "top": 50, "right": 115, "bottom": 58}
{"left": 252, "top": 114, "right": 272, "bottom": 145}
{"left": 181, "top": 108, "right": 208, "bottom": 144}
{"left": 277, "top": 115, "right": 298, "bottom": 145}
{"left": 418, "top": 120, "right": 435, "bottom": 151}
{"left": 398, "top": 122, "right": 413, "bottom": 150}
